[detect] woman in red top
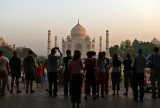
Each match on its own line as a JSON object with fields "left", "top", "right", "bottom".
{"left": 36, "top": 64, "right": 43, "bottom": 88}
{"left": 84, "top": 51, "right": 97, "bottom": 100}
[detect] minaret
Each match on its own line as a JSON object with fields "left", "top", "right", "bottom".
{"left": 106, "top": 30, "right": 110, "bottom": 58}
{"left": 99, "top": 36, "right": 102, "bottom": 52}
{"left": 48, "top": 29, "right": 51, "bottom": 55}
{"left": 55, "top": 36, "right": 58, "bottom": 47}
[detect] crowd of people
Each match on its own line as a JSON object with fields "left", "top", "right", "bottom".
{"left": 0, "top": 46, "right": 160, "bottom": 108}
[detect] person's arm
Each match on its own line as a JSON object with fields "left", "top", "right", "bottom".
{"left": 68, "top": 60, "right": 72, "bottom": 73}
{"left": 57, "top": 47, "right": 63, "bottom": 58}
{"left": 6, "top": 61, "right": 10, "bottom": 74}
{"left": 146, "top": 54, "right": 152, "bottom": 61}
{"left": 131, "top": 57, "right": 135, "bottom": 69}
{"left": 83, "top": 61, "right": 86, "bottom": 76}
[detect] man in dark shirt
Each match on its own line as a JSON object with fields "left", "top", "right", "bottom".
{"left": 63, "top": 50, "right": 72, "bottom": 96}
{"left": 23, "top": 50, "right": 37, "bottom": 93}
{"left": 123, "top": 53, "right": 133, "bottom": 96}
{"left": 9, "top": 51, "right": 21, "bottom": 93}
{"left": 103, "top": 51, "right": 110, "bottom": 94}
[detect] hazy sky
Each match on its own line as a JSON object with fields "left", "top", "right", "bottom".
{"left": 0, "top": 0, "right": 160, "bottom": 56}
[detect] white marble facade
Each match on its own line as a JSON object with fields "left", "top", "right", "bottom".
{"left": 62, "top": 22, "right": 95, "bottom": 58}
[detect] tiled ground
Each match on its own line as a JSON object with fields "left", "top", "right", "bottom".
{"left": 0, "top": 83, "right": 160, "bottom": 108}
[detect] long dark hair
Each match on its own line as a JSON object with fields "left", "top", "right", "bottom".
{"left": 98, "top": 52, "right": 104, "bottom": 63}
{"left": 72, "top": 50, "right": 81, "bottom": 61}
{"left": 126, "top": 53, "right": 131, "bottom": 60}
{"left": 113, "top": 54, "right": 118, "bottom": 61}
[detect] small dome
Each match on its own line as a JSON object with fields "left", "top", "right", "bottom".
{"left": 71, "top": 22, "right": 86, "bottom": 39}
{"left": 67, "top": 35, "right": 72, "bottom": 39}
{"left": 0, "top": 37, "right": 7, "bottom": 46}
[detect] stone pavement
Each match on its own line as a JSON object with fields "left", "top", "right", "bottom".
{"left": 0, "top": 83, "right": 160, "bottom": 108}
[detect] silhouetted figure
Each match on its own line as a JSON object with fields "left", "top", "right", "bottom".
{"left": 63, "top": 50, "right": 72, "bottom": 96}
{"left": 68, "top": 50, "right": 83, "bottom": 108}
{"left": 103, "top": 51, "right": 110, "bottom": 94}
{"left": 123, "top": 53, "right": 133, "bottom": 96}
{"left": 147, "top": 47, "right": 160, "bottom": 99}
{"left": 23, "top": 50, "right": 37, "bottom": 93}
{"left": 36, "top": 64, "right": 43, "bottom": 88}
{"left": 111, "top": 54, "right": 121, "bottom": 95}
{"left": 96, "top": 52, "right": 107, "bottom": 98}
{"left": 132, "top": 48, "right": 146, "bottom": 102}
{"left": 48, "top": 47, "right": 63, "bottom": 97}
{"left": 84, "top": 51, "right": 97, "bottom": 100}
{"left": 9, "top": 51, "right": 21, "bottom": 93}
{"left": 0, "top": 50, "right": 9, "bottom": 96}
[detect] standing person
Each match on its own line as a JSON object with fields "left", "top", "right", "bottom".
{"left": 63, "top": 50, "right": 72, "bottom": 96}
{"left": 48, "top": 47, "right": 63, "bottom": 97}
{"left": 132, "top": 48, "right": 146, "bottom": 102}
{"left": 23, "top": 50, "right": 37, "bottom": 93}
{"left": 146, "top": 47, "right": 160, "bottom": 99}
{"left": 84, "top": 51, "right": 97, "bottom": 100}
{"left": 96, "top": 52, "right": 107, "bottom": 98}
{"left": 0, "top": 50, "right": 9, "bottom": 96}
{"left": 68, "top": 50, "right": 83, "bottom": 108}
{"left": 111, "top": 54, "right": 121, "bottom": 95}
{"left": 103, "top": 51, "right": 110, "bottom": 94}
{"left": 9, "top": 51, "right": 22, "bottom": 93}
{"left": 36, "top": 64, "right": 43, "bottom": 88}
{"left": 123, "top": 53, "right": 133, "bottom": 96}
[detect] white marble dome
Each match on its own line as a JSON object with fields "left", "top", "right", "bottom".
{"left": 0, "top": 37, "right": 7, "bottom": 46}
{"left": 71, "top": 22, "right": 86, "bottom": 39}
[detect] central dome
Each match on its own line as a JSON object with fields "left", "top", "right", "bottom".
{"left": 71, "top": 22, "right": 86, "bottom": 39}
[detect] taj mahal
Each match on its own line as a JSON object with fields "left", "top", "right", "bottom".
{"left": 47, "top": 21, "right": 110, "bottom": 58}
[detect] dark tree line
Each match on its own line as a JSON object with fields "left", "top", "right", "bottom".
{"left": 110, "top": 39, "right": 158, "bottom": 59}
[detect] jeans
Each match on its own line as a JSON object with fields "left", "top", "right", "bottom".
{"left": 48, "top": 72, "right": 58, "bottom": 96}
{"left": 70, "top": 74, "right": 82, "bottom": 104}
{"left": 0, "top": 70, "right": 8, "bottom": 95}
{"left": 150, "top": 69, "right": 160, "bottom": 96}
{"left": 133, "top": 72, "right": 144, "bottom": 99}
{"left": 64, "top": 71, "right": 71, "bottom": 95}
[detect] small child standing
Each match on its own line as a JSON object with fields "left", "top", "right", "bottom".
{"left": 36, "top": 64, "right": 43, "bottom": 88}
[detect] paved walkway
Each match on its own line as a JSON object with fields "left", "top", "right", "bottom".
{"left": 0, "top": 83, "right": 160, "bottom": 108}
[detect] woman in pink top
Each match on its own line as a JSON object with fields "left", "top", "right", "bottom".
{"left": 68, "top": 50, "right": 83, "bottom": 108}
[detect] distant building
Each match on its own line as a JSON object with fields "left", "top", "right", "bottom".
{"left": 47, "top": 21, "right": 110, "bottom": 58}
{"left": 151, "top": 37, "right": 160, "bottom": 46}
{"left": 0, "top": 36, "right": 15, "bottom": 51}
{"left": 62, "top": 21, "right": 95, "bottom": 58}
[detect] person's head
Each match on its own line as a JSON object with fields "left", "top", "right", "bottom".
{"left": 51, "top": 48, "right": 56, "bottom": 55}
{"left": 98, "top": 52, "right": 104, "bottom": 60}
{"left": 113, "top": 54, "right": 118, "bottom": 61}
{"left": 153, "top": 47, "right": 159, "bottom": 53}
{"left": 28, "top": 50, "right": 33, "bottom": 56}
{"left": 126, "top": 53, "right": 131, "bottom": 60}
{"left": 38, "top": 63, "right": 41, "bottom": 67}
{"left": 87, "top": 51, "right": 93, "bottom": 58}
{"left": 66, "top": 50, "right": 71, "bottom": 56}
{"left": 103, "top": 51, "right": 106, "bottom": 57}
{"left": 0, "top": 50, "right": 3, "bottom": 56}
{"left": 92, "top": 51, "right": 96, "bottom": 57}
{"left": 13, "top": 51, "right": 18, "bottom": 56}
{"left": 136, "top": 48, "right": 143, "bottom": 55}
{"left": 73, "top": 50, "right": 81, "bottom": 61}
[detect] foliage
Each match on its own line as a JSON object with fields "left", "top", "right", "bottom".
{"left": 16, "top": 47, "right": 37, "bottom": 61}
{"left": 110, "top": 39, "right": 159, "bottom": 60}
{"left": 0, "top": 46, "right": 13, "bottom": 59}
{"left": 109, "top": 45, "right": 119, "bottom": 57}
